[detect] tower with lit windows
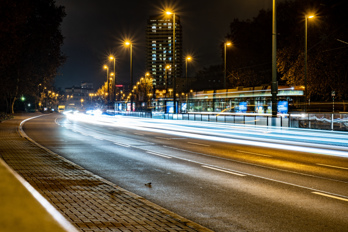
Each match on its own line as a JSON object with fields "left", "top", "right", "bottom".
{"left": 146, "top": 15, "right": 182, "bottom": 92}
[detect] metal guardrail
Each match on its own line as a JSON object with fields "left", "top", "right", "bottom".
{"left": 117, "top": 111, "right": 348, "bottom": 131}
{"left": 155, "top": 112, "right": 289, "bottom": 127}
{"left": 289, "top": 113, "right": 348, "bottom": 131}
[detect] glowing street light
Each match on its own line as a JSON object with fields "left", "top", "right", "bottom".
{"left": 124, "top": 40, "right": 134, "bottom": 111}
{"left": 304, "top": 14, "right": 315, "bottom": 111}
{"left": 224, "top": 42, "right": 232, "bottom": 89}
{"left": 103, "top": 65, "right": 109, "bottom": 102}
{"left": 109, "top": 55, "right": 116, "bottom": 104}
{"left": 185, "top": 56, "right": 192, "bottom": 93}
{"left": 164, "top": 64, "right": 171, "bottom": 98}
{"left": 165, "top": 10, "right": 177, "bottom": 113}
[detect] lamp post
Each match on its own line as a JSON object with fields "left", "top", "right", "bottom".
{"left": 124, "top": 41, "right": 133, "bottom": 111}
{"left": 166, "top": 11, "right": 177, "bottom": 113}
{"left": 271, "top": 0, "right": 277, "bottom": 120}
{"left": 164, "top": 65, "right": 171, "bottom": 99}
{"left": 103, "top": 65, "right": 109, "bottom": 104}
{"left": 224, "top": 42, "right": 231, "bottom": 89}
{"left": 109, "top": 55, "right": 116, "bottom": 106}
{"left": 185, "top": 56, "right": 192, "bottom": 93}
{"left": 305, "top": 14, "right": 314, "bottom": 112}
{"left": 110, "top": 72, "right": 114, "bottom": 104}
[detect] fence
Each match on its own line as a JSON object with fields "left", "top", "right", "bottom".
{"left": 154, "top": 112, "right": 289, "bottom": 127}
{"left": 117, "top": 111, "right": 348, "bottom": 131}
{"left": 289, "top": 113, "right": 348, "bottom": 131}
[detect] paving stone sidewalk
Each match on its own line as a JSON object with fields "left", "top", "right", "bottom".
{"left": 0, "top": 114, "right": 213, "bottom": 232}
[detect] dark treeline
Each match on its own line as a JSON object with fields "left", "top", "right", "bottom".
{"left": 193, "top": 0, "right": 348, "bottom": 102}
{"left": 0, "top": 0, "right": 66, "bottom": 113}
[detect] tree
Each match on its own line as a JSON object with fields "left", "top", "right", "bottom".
{"left": 221, "top": 0, "right": 348, "bottom": 103}
{"left": 276, "top": 0, "right": 348, "bottom": 101}
{"left": 0, "top": 0, "right": 66, "bottom": 113}
{"left": 191, "top": 65, "right": 223, "bottom": 91}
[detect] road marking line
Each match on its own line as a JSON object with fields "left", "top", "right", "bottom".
{"left": 114, "top": 142, "right": 130, "bottom": 147}
{"left": 156, "top": 137, "right": 171, "bottom": 140}
{"left": 312, "top": 192, "right": 348, "bottom": 202}
{"left": 187, "top": 142, "right": 210, "bottom": 147}
{"left": 146, "top": 151, "right": 172, "bottom": 159}
{"left": 316, "top": 163, "right": 348, "bottom": 170}
{"left": 236, "top": 150, "right": 272, "bottom": 157}
{"left": 202, "top": 165, "right": 246, "bottom": 176}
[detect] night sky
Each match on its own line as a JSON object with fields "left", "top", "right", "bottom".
{"left": 55, "top": 0, "right": 276, "bottom": 90}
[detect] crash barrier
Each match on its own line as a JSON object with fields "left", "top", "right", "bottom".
{"left": 119, "top": 111, "right": 348, "bottom": 131}
{"left": 289, "top": 113, "right": 348, "bottom": 131}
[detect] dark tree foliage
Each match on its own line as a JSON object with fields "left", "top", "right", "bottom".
{"left": 192, "top": 65, "right": 223, "bottom": 91}
{"left": 225, "top": 0, "right": 348, "bottom": 101}
{"left": 196, "top": 0, "right": 347, "bottom": 101}
{"left": 0, "top": 0, "right": 66, "bottom": 113}
{"left": 226, "top": 9, "right": 273, "bottom": 88}
{"left": 276, "top": 0, "right": 348, "bottom": 102}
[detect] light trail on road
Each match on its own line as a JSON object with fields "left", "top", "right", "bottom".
{"left": 24, "top": 113, "right": 348, "bottom": 231}
{"left": 64, "top": 112, "right": 348, "bottom": 157}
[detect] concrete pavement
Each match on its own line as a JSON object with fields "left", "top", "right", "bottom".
{"left": 0, "top": 113, "right": 212, "bottom": 232}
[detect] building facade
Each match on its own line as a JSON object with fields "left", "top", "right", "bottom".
{"left": 146, "top": 14, "right": 182, "bottom": 92}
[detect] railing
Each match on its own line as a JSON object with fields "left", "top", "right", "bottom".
{"left": 289, "top": 113, "right": 348, "bottom": 131}
{"left": 118, "top": 111, "right": 348, "bottom": 131}
{"left": 118, "top": 111, "right": 153, "bottom": 118}
{"left": 155, "top": 112, "right": 289, "bottom": 127}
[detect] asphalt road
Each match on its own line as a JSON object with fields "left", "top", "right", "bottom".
{"left": 23, "top": 113, "right": 348, "bottom": 232}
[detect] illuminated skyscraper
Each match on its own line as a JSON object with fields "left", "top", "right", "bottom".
{"left": 146, "top": 15, "right": 182, "bottom": 91}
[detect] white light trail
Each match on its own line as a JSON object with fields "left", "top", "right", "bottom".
{"left": 63, "top": 113, "right": 348, "bottom": 158}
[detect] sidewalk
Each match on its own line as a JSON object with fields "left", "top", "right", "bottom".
{"left": 0, "top": 113, "right": 212, "bottom": 232}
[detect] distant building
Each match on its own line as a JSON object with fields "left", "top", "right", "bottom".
{"left": 146, "top": 14, "right": 183, "bottom": 91}
{"left": 65, "top": 82, "right": 94, "bottom": 109}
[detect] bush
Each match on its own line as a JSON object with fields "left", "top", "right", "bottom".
{"left": 0, "top": 113, "right": 13, "bottom": 122}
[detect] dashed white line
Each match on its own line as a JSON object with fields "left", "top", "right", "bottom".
{"left": 156, "top": 137, "right": 171, "bottom": 140}
{"left": 236, "top": 150, "right": 272, "bottom": 157}
{"left": 187, "top": 142, "right": 210, "bottom": 147}
{"left": 146, "top": 151, "right": 172, "bottom": 159}
{"left": 134, "top": 133, "right": 144, "bottom": 136}
{"left": 114, "top": 142, "right": 130, "bottom": 147}
{"left": 312, "top": 192, "right": 348, "bottom": 202}
{"left": 316, "top": 163, "right": 348, "bottom": 171}
{"left": 202, "top": 165, "right": 246, "bottom": 176}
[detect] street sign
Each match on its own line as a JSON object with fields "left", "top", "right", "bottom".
{"left": 331, "top": 91, "right": 335, "bottom": 97}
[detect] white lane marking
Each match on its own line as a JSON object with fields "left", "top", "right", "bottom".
{"left": 202, "top": 165, "right": 246, "bottom": 176}
{"left": 317, "top": 163, "right": 348, "bottom": 171}
{"left": 114, "top": 142, "right": 130, "bottom": 148}
{"left": 312, "top": 192, "right": 348, "bottom": 202}
{"left": 162, "top": 145, "right": 348, "bottom": 198}
{"left": 187, "top": 142, "right": 210, "bottom": 147}
{"left": 146, "top": 151, "right": 172, "bottom": 159}
{"left": 156, "top": 137, "right": 171, "bottom": 140}
{"left": 236, "top": 150, "right": 272, "bottom": 157}
{"left": 134, "top": 133, "right": 144, "bottom": 136}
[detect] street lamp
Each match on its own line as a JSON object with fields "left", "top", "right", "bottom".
{"left": 124, "top": 40, "right": 133, "bottom": 111}
{"left": 103, "top": 65, "right": 109, "bottom": 103}
{"left": 110, "top": 72, "right": 115, "bottom": 103}
{"left": 185, "top": 56, "right": 192, "bottom": 93}
{"left": 164, "top": 65, "right": 171, "bottom": 98}
{"left": 305, "top": 14, "right": 314, "bottom": 111}
{"left": 271, "top": 0, "right": 277, "bottom": 120}
{"left": 109, "top": 55, "right": 116, "bottom": 105}
{"left": 166, "top": 10, "right": 177, "bottom": 113}
{"left": 224, "top": 42, "right": 232, "bottom": 89}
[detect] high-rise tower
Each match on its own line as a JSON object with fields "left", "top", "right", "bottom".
{"left": 146, "top": 15, "right": 182, "bottom": 92}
